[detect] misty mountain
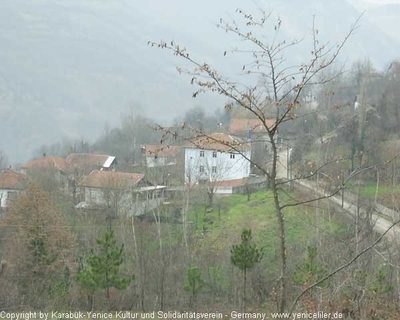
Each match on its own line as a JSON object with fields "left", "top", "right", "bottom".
{"left": 363, "top": 3, "right": 400, "bottom": 56}
{"left": 1, "top": 0, "right": 399, "bottom": 163}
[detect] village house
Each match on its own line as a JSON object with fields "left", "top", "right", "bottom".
{"left": 0, "top": 169, "right": 28, "bottom": 216}
{"left": 388, "top": 60, "right": 400, "bottom": 79}
{"left": 65, "top": 153, "right": 117, "bottom": 201}
{"left": 19, "top": 154, "right": 69, "bottom": 188}
{"left": 141, "top": 145, "right": 181, "bottom": 168}
{"left": 65, "top": 153, "right": 116, "bottom": 175}
{"left": 78, "top": 170, "right": 166, "bottom": 216}
{"left": 228, "top": 118, "right": 276, "bottom": 138}
{"left": 20, "top": 153, "right": 117, "bottom": 203}
{"left": 184, "top": 132, "right": 251, "bottom": 186}
{"left": 228, "top": 118, "right": 278, "bottom": 173}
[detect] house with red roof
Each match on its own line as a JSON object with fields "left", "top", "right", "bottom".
{"left": 65, "top": 153, "right": 116, "bottom": 175}
{"left": 78, "top": 170, "right": 165, "bottom": 216}
{"left": 20, "top": 155, "right": 67, "bottom": 175}
{"left": 141, "top": 145, "right": 181, "bottom": 168}
{"left": 228, "top": 118, "right": 279, "bottom": 173}
{"left": 228, "top": 118, "right": 275, "bottom": 137}
{"left": 0, "top": 169, "right": 28, "bottom": 214}
{"left": 20, "top": 153, "right": 118, "bottom": 203}
{"left": 20, "top": 154, "right": 71, "bottom": 191}
{"left": 184, "top": 132, "right": 252, "bottom": 187}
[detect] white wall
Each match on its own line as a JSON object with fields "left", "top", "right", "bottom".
{"left": 0, "top": 189, "right": 7, "bottom": 208}
{"left": 146, "top": 156, "right": 176, "bottom": 168}
{"left": 146, "top": 156, "right": 166, "bottom": 168}
{"left": 184, "top": 148, "right": 251, "bottom": 184}
{"left": 214, "top": 187, "right": 233, "bottom": 194}
{"left": 85, "top": 187, "right": 105, "bottom": 205}
{"left": 0, "top": 189, "right": 19, "bottom": 208}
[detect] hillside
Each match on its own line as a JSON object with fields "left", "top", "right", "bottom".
{"left": 132, "top": 189, "right": 352, "bottom": 310}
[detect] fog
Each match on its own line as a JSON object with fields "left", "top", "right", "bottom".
{"left": 1, "top": 0, "right": 399, "bottom": 163}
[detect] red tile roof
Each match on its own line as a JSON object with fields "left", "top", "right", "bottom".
{"left": 143, "top": 145, "right": 181, "bottom": 158}
{"left": 228, "top": 118, "right": 275, "bottom": 135}
{"left": 20, "top": 156, "right": 67, "bottom": 172}
{"left": 212, "top": 178, "right": 248, "bottom": 188}
{"left": 0, "top": 169, "right": 28, "bottom": 190}
{"left": 389, "top": 60, "right": 400, "bottom": 72}
{"left": 65, "top": 153, "right": 114, "bottom": 170}
{"left": 186, "top": 133, "right": 250, "bottom": 152}
{"left": 81, "top": 170, "right": 144, "bottom": 189}
{"left": 190, "top": 178, "right": 248, "bottom": 189}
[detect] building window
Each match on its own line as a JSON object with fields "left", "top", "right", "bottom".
{"left": 230, "top": 153, "right": 236, "bottom": 159}
{"left": 200, "top": 150, "right": 205, "bottom": 157}
{"left": 199, "top": 166, "right": 205, "bottom": 173}
{"left": 7, "top": 191, "right": 17, "bottom": 200}
{"left": 212, "top": 166, "right": 217, "bottom": 173}
{"left": 212, "top": 151, "right": 217, "bottom": 158}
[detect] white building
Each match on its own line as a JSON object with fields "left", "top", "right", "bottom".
{"left": 0, "top": 169, "right": 28, "bottom": 215}
{"left": 184, "top": 133, "right": 251, "bottom": 185}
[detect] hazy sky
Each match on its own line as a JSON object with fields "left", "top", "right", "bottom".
{"left": 356, "top": 0, "right": 400, "bottom": 7}
{"left": 365, "top": 0, "right": 400, "bottom": 3}
{"left": 350, "top": 0, "right": 400, "bottom": 9}
{"left": 1, "top": 0, "right": 400, "bottom": 164}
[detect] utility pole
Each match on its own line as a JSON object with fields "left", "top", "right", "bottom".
{"left": 285, "top": 140, "right": 293, "bottom": 189}
{"left": 286, "top": 143, "right": 290, "bottom": 181}
{"left": 341, "top": 172, "right": 345, "bottom": 208}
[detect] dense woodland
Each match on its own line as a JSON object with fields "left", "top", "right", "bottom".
{"left": 2, "top": 9, "right": 400, "bottom": 320}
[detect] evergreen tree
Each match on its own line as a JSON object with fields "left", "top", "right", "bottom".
{"left": 77, "top": 227, "right": 134, "bottom": 307}
{"left": 183, "top": 266, "right": 205, "bottom": 309}
{"left": 292, "top": 246, "right": 327, "bottom": 286}
{"left": 231, "top": 229, "right": 263, "bottom": 311}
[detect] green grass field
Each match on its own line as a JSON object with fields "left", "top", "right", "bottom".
{"left": 184, "top": 189, "right": 347, "bottom": 268}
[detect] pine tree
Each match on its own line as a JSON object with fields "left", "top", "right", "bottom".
{"left": 231, "top": 229, "right": 263, "bottom": 311}
{"left": 183, "top": 266, "right": 205, "bottom": 309}
{"left": 77, "top": 227, "right": 134, "bottom": 307}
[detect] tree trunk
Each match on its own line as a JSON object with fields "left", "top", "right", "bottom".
{"left": 243, "top": 268, "right": 247, "bottom": 312}
{"left": 270, "top": 135, "right": 286, "bottom": 312}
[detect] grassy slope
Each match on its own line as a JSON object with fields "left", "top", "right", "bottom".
{"left": 185, "top": 190, "right": 347, "bottom": 271}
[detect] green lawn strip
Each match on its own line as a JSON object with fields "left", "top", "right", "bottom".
{"left": 345, "top": 181, "right": 400, "bottom": 208}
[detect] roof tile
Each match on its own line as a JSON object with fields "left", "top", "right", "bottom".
{"left": 228, "top": 118, "right": 275, "bottom": 135}
{"left": 0, "top": 169, "right": 28, "bottom": 190}
{"left": 142, "top": 145, "right": 181, "bottom": 157}
{"left": 20, "top": 156, "right": 67, "bottom": 172}
{"left": 65, "top": 153, "right": 114, "bottom": 170}
{"left": 81, "top": 170, "right": 144, "bottom": 189}
{"left": 186, "top": 132, "right": 250, "bottom": 152}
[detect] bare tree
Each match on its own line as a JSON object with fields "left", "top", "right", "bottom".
{"left": 0, "top": 151, "right": 8, "bottom": 169}
{"left": 151, "top": 8, "right": 362, "bottom": 312}
{"left": 0, "top": 182, "right": 76, "bottom": 309}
